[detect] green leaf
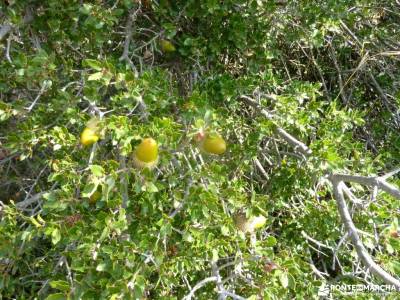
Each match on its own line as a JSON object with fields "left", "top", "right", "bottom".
{"left": 279, "top": 272, "right": 289, "bottom": 288}
{"left": 82, "top": 183, "right": 99, "bottom": 198}
{"left": 51, "top": 228, "right": 61, "bottom": 245}
{"left": 90, "top": 165, "right": 105, "bottom": 177}
{"left": 265, "top": 236, "right": 277, "bottom": 247}
{"left": 29, "top": 216, "right": 43, "bottom": 228}
{"left": 88, "top": 72, "right": 103, "bottom": 81}
{"left": 83, "top": 59, "right": 103, "bottom": 70}
{"left": 183, "top": 232, "right": 194, "bottom": 243}
{"left": 96, "top": 263, "right": 107, "bottom": 272}
{"left": 79, "top": 3, "right": 92, "bottom": 15}
{"left": 212, "top": 249, "right": 219, "bottom": 262}
{"left": 145, "top": 182, "right": 158, "bottom": 193}
{"left": 45, "top": 293, "right": 66, "bottom": 300}
{"left": 221, "top": 225, "right": 230, "bottom": 236}
{"left": 50, "top": 280, "right": 70, "bottom": 292}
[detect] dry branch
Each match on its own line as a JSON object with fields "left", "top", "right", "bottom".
{"left": 240, "top": 95, "right": 312, "bottom": 155}
{"left": 119, "top": 6, "right": 141, "bottom": 76}
{"left": 0, "top": 7, "right": 34, "bottom": 41}
{"left": 329, "top": 173, "right": 400, "bottom": 289}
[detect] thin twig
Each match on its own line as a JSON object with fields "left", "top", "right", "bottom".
{"left": 5, "top": 34, "right": 12, "bottom": 63}
{"left": 119, "top": 153, "right": 129, "bottom": 209}
{"left": 169, "top": 179, "right": 193, "bottom": 218}
{"left": 25, "top": 83, "right": 48, "bottom": 112}
{"left": 329, "top": 45, "right": 348, "bottom": 104}
{"left": 301, "top": 231, "right": 334, "bottom": 251}
{"left": 240, "top": 95, "right": 312, "bottom": 155}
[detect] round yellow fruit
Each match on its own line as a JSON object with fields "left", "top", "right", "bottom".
{"left": 160, "top": 39, "right": 176, "bottom": 53}
{"left": 250, "top": 216, "right": 267, "bottom": 229}
{"left": 80, "top": 127, "right": 99, "bottom": 146}
{"left": 201, "top": 133, "right": 226, "bottom": 155}
{"left": 234, "top": 213, "right": 267, "bottom": 233}
{"left": 135, "top": 138, "right": 158, "bottom": 162}
{"left": 133, "top": 138, "right": 159, "bottom": 169}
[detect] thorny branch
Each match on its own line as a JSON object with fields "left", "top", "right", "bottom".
{"left": 119, "top": 6, "right": 142, "bottom": 77}
{"left": 183, "top": 260, "right": 247, "bottom": 300}
{"left": 240, "top": 95, "right": 312, "bottom": 155}
{"left": 328, "top": 172, "right": 400, "bottom": 289}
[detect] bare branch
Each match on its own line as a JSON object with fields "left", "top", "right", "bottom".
{"left": 217, "top": 291, "right": 246, "bottom": 300}
{"left": 5, "top": 34, "right": 12, "bottom": 63}
{"left": 16, "top": 192, "right": 45, "bottom": 209}
{"left": 0, "top": 24, "right": 12, "bottom": 41}
{"left": 169, "top": 179, "right": 193, "bottom": 218}
{"left": 119, "top": 7, "right": 141, "bottom": 77}
{"left": 329, "top": 176, "right": 400, "bottom": 289}
{"left": 329, "top": 45, "right": 348, "bottom": 104}
{"left": 0, "top": 7, "right": 34, "bottom": 41}
{"left": 240, "top": 95, "right": 312, "bottom": 155}
{"left": 301, "top": 231, "right": 334, "bottom": 251}
{"left": 25, "top": 82, "right": 50, "bottom": 112}
{"left": 253, "top": 157, "right": 269, "bottom": 180}
{"left": 182, "top": 276, "right": 217, "bottom": 300}
{"left": 211, "top": 261, "right": 226, "bottom": 300}
{"left": 330, "top": 173, "right": 400, "bottom": 200}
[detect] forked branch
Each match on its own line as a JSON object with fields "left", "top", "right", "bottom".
{"left": 329, "top": 172, "right": 400, "bottom": 289}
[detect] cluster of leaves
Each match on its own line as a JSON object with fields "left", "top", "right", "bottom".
{"left": 1, "top": 0, "right": 399, "bottom": 299}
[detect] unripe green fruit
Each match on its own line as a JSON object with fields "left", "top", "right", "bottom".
{"left": 89, "top": 190, "right": 101, "bottom": 204}
{"left": 160, "top": 39, "right": 176, "bottom": 53}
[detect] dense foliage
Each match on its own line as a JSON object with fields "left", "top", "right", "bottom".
{"left": 1, "top": 0, "right": 400, "bottom": 299}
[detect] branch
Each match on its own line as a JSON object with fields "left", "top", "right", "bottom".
{"left": 217, "top": 291, "right": 246, "bottom": 300}
{"left": 169, "top": 179, "right": 193, "bottom": 218}
{"left": 182, "top": 276, "right": 217, "bottom": 300}
{"left": 119, "top": 153, "right": 129, "bottom": 209}
{"left": 301, "top": 230, "right": 334, "bottom": 251}
{"left": 16, "top": 192, "right": 45, "bottom": 209}
{"left": 329, "top": 45, "right": 348, "bottom": 104}
{"left": 119, "top": 7, "right": 141, "bottom": 77}
{"left": 0, "top": 7, "right": 34, "bottom": 41}
{"left": 211, "top": 261, "right": 226, "bottom": 300}
{"left": 253, "top": 157, "right": 269, "bottom": 180}
{"left": 25, "top": 81, "right": 50, "bottom": 112}
{"left": 240, "top": 95, "right": 312, "bottom": 155}
{"left": 329, "top": 175, "right": 400, "bottom": 289}
{"left": 0, "top": 24, "right": 12, "bottom": 41}
{"left": 330, "top": 173, "right": 400, "bottom": 200}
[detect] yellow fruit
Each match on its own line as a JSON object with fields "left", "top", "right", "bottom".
{"left": 80, "top": 127, "right": 99, "bottom": 146}
{"left": 250, "top": 216, "right": 267, "bottom": 229}
{"left": 160, "top": 39, "right": 176, "bottom": 53}
{"left": 233, "top": 213, "right": 267, "bottom": 233}
{"left": 201, "top": 133, "right": 226, "bottom": 155}
{"left": 132, "top": 138, "right": 159, "bottom": 169}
